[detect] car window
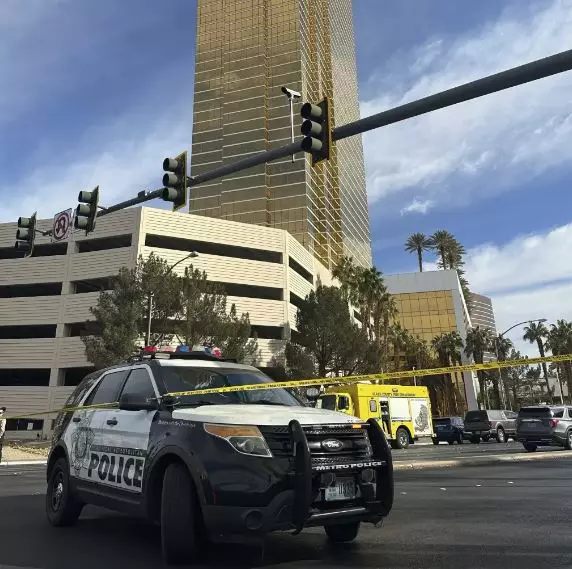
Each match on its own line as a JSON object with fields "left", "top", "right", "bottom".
{"left": 465, "top": 411, "right": 487, "bottom": 422}
{"left": 435, "top": 418, "right": 451, "bottom": 426}
{"left": 518, "top": 407, "right": 551, "bottom": 418}
{"left": 369, "top": 400, "right": 377, "bottom": 413}
{"left": 121, "top": 368, "right": 157, "bottom": 401}
{"left": 64, "top": 372, "right": 101, "bottom": 408}
{"left": 83, "top": 370, "right": 129, "bottom": 406}
{"left": 552, "top": 408, "right": 564, "bottom": 418}
{"left": 505, "top": 411, "right": 517, "bottom": 419}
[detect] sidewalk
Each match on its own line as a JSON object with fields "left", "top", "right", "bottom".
{"left": 0, "top": 445, "right": 49, "bottom": 466}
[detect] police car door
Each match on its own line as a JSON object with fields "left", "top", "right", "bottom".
{"left": 63, "top": 368, "right": 130, "bottom": 486}
{"left": 96, "top": 366, "right": 158, "bottom": 493}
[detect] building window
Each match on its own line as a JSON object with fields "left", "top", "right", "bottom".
{"left": 0, "top": 369, "right": 51, "bottom": 386}
{"left": 0, "top": 282, "right": 62, "bottom": 298}
{"left": 65, "top": 322, "right": 101, "bottom": 337}
{"left": 288, "top": 257, "right": 313, "bottom": 284}
{"left": 0, "top": 325, "right": 57, "bottom": 339}
{"left": 145, "top": 234, "right": 282, "bottom": 264}
{"left": 0, "top": 242, "right": 67, "bottom": 259}
{"left": 215, "top": 282, "right": 283, "bottom": 301}
{"left": 77, "top": 234, "right": 132, "bottom": 253}
{"left": 289, "top": 292, "right": 305, "bottom": 309}
{"left": 62, "top": 367, "right": 95, "bottom": 386}
{"left": 5, "top": 419, "right": 44, "bottom": 432}
{"left": 71, "top": 278, "right": 113, "bottom": 293}
{"left": 251, "top": 326, "right": 283, "bottom": 340}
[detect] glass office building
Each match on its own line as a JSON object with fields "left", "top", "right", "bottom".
{"left": 190, "top": 0, "right": 372, "bottom": 269}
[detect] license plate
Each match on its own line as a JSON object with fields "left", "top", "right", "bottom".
{"left": 325, "top": 479, "right": 356, "bottom": 502}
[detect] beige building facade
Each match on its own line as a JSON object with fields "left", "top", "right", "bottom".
{"left": 190, "top": 0, "right": 371, "bottom": 270}
{"left": 0, "top": 207, "right": 332, "bottom": 438}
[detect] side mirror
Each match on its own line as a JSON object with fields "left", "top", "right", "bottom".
{"left": 306, "top": 387, "right": 320, "bottom": 399}
{"left": 119, "top": 393, "right": 158, "bottom": 412}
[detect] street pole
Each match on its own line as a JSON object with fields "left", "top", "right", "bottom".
{"left": 555, "top": 366, "right": 565, "bottom": 404}
{"left": 144, "top": 251, "right": 198, "bottom": 347}
{"left": 145, "top": 292, "right": 154, "bottom": 346}
{"left": 289, "top": 96, "right": 295, "bottom": 163}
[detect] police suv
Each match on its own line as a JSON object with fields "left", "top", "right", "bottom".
{"left": 46, "top": 349, "right": 394, "bottom": 565}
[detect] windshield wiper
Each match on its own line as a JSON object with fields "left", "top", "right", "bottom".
{"left": 183, "top": 400, "right": 226, "bottom": 408}
{"left": 248, "top": 399, "right": 289, "bottom": 406}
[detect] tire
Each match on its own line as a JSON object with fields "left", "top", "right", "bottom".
{"left": 432, "top": 438, "right": 440, "bottom": 445}
{"left": 447, "top": 440, "right": 454, "bottom": 445}
{"left": 394, "top": 427, "right": 410, "bottom": 449}
{"left": 565, "top": 430, "right": 572, "bottom": 451}
{"left": 325, "top": 522, "right": 360, "bottom": 543}
{"left": 457, "top": 433, "right": 464, "bottom": 445}
{"left": 45, "top": 457, "right": 83, "bottom": 527}
{"left": 482, "top": 435, "right": 491, "bottom": 442}
{"left": 523, "top": 443, "right": 537, "bottom": 452}
{"left": 161, "top": 462, "right": 204, "bottom": 565}
{"left": 470, "top": 436, "right": 481, "bottom": 444}
{"left": 497, "top": 428, "right": 506, "bottom": 443}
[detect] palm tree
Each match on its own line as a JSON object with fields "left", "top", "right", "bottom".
{"left": 374, "top": 292, "right": 397, "bottom": 368}
{"left": 432, "top": 331, "right": 464, "bottom": 413}
{"left": 389, "top": 322, "right": 409, "bottom": 371}
{"left": 494, "top": 335, "right": 513, "bottom": 408}
{"left": 523, "top": 321, "right": 552, "bottom": 399}
{"left": 332, "top": 255, "right": 357, "bottom": 305}
{"left": 546, "top": 320, "right": 572, "bottom": 402}
{"left": 405, "top": 233, "right": 431, "bottom": 272}
{"left": 465, "top": 326, "right": 496, "bottom": 407}
{"left": 429, "top": 230, "right": 455, "bottom": 268}
{"left": 354, "top": 266, "right": 385, "bottom": 341}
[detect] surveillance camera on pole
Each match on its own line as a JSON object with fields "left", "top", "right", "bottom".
{"left": 281, "top": 86, "right": 302, "bottom": 163}
{"left": 300, "top": 96, "right": 332, "bottom": 166}
{"left": 74, "top": 186, "right": 100, "bottom": 235}
{"left": 162, "top": 151, "right": 188, "bottom": 212}
{"left": 14, "top": 213, "right": 38, "bottom": 257}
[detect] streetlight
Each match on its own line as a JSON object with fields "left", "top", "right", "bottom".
{"left": 494, "top": 318, "right": 547, "bottom": 408}
{"left": 281, "top": 86, "right": 301, "bottom": 163}
{"left": 145, "top": 251, "right": 198, "bottom": 346}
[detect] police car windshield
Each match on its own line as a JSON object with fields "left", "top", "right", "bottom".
{"left": 160, "top": 365, "right": 303, "bottom": 407}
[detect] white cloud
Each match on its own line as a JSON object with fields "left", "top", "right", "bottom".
{"left": 463, "top": 222, "right": 572, "bottom": 356}
{"left": 362, "top": 0, "right": 572, "bottom": 208}
{"left": 400, "top": 198, "right": 434, "bottom": 216}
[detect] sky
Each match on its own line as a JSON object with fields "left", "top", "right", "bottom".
{"left": 1, "top": 0, "right": 571, "bottom": 357}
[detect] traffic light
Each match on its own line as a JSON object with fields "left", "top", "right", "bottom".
{"left": 300, "top": 97, "right": 332, "bottom": 166}
{"left": 74, "top": 186, "right": 99, "bottom": 235}
{"left": 162, "top": 151, "right": 188, "bottom": 212}
{"left": 14, "top": 213, "right": 37, "bottom": 257}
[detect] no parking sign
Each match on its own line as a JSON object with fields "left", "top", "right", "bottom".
{"left": 52, "top": 209, "right": 73, "bottom": 241}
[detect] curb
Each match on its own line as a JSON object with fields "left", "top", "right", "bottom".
{"left": 0, "top": 460, "right": 47, "bottom": 467}
{"left": 394, "top": 450, "right": 572, "bottom": 471}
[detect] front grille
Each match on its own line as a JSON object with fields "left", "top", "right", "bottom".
{"left": 259, "top": 424, "right": 373, "bottom": 463}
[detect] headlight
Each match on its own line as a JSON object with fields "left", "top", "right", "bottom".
{"left": 204, "top": 424, "right": 272, "bottom": 458}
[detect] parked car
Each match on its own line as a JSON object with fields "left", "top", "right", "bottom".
{"left": 432, "top": 416, "right": 465, "bottom": 445}
{"left": 516, "top": 405, "right": 572, "bottom": 452}
{"left": 463, "top": 409, "right": 517, "bottom": 443}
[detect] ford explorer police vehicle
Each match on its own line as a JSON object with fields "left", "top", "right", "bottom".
{"left": 46, "top": 349, "right": 394, "bottom": 565}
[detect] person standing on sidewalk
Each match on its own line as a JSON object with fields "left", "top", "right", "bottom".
{"left": 0, "top": 407, "right": 6, "bottom": 464}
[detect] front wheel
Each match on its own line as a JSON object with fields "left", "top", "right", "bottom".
{"left": 565, "top": 430, "right": 572, "bottom": 451}
{"left": 482, "top": 435, "right": 491, "bottom": 442}
{"left": 470, "top": 437, "right": 481, "bottom": 444}
{"left": 45, "top": 457, "right": 83, "bottom": 527}
{"left": 161, "top": 462, "right": 205, "bottom": 565}
{"left": 497, "top": 428, "right": 506, "bottom": 443}
{"left": 325, "top": 522, "right": 360, "bottom": 543}
{"left": 393, "top": 427, "right": 410, "bottom": 449}
{"left": 432, "top": 438, "right": 440, "bottom": 445}
{"left": 523, "top": 443, "right": 537, "bottom": 452}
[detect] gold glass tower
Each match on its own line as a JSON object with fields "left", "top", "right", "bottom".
{"left": 190, "top": 0, "right": 372, "bottom": 269}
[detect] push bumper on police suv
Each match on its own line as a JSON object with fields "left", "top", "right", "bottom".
{"left": 201, "top": 418, "right": 393, "bottom": 538}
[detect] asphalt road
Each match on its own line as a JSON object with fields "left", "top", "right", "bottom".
{"left": 1, "top": 461, "right": 571, "bottom": 569}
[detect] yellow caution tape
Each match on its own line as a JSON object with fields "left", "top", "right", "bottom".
{"left": 4, "top": 353, "right": 571, "bottom": 421}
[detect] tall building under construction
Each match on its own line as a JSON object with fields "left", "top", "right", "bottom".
{"left": 190, "top": 0, "right": 371, "bottom": 269}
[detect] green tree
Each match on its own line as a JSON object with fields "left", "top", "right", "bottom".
{"left": 405, "top": 232, "right": 431, "bottom": 272}
{"left": 493, "top": 335, "right": 513, "bottom": 408}
{"left": 82, "top": 255, "right": 256, "bottom": 368}
{"left": 546, "top": 319, "right": 572, "bottom": 402}
{"left": 432, "top": 331, "right": 464, "bottom": 413}
{"left": 292, "top": 285, "right": 382, "bottom": 377}
{"left": 429, "top": 230, "right": 455, "bottom": 268}
{"left": 465, "top": 326, "right": 496, "bottom": 407}
{"left": 523, "top": 321, "right": 552, "bottom": 398}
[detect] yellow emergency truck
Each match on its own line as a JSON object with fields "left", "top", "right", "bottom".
{"left": 315, "top": 384, "right": 435, "bottom": 449}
